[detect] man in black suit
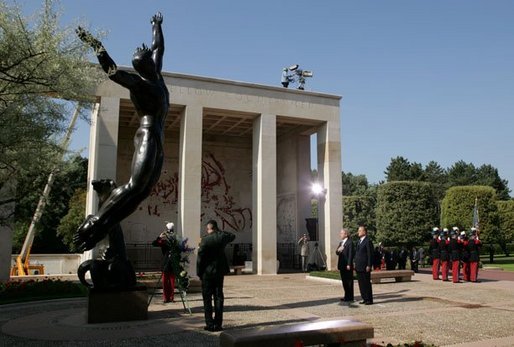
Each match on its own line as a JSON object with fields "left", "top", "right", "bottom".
{"left": 336, "top": 228, "right": 354, "bottom": 302}
{"left": 354, "top": 225, "right": 373, "bottom": 305}
{"left": 197, "top": 220, "right": 235, "bottom": 332}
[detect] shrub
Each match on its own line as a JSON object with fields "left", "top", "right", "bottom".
{"left": 376, "top": 181, "right": 439, "bottom": 247}
{"left": 441, "top": 186, "right": 499, "bottom": 243}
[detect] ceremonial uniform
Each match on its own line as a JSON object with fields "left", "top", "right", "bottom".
{"left": 467, "top": 234, "right": 482, "bottom": 282}
{"left": 461, "top": 232, "right": 470, "bottom": 281}
{"left": 429, "top": 232, "right": 440, "bottom": 280}
{"left": 439, "top": 231, "right": 450, "bottom": 281}
{"left": 449, "top": 230, "right": 462, "bottom": 283}
{"left": 152, "top": 223, "right": 177, "bottom": 303}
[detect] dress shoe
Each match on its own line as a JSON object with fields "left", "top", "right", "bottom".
{"left": 364, "top": 301, "right": 373, "bottom": 305}
{"left": 359, "top": 300, "right": 366, "bottom": 304}
{"left": 213, "top": 326, "right": 223, "bottom": 332}
{"left": 204, "top": 325, "right": 215, "bottom": 332}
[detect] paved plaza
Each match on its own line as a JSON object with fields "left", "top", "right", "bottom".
{"left": 1, "top": 271, "right": 514, "bottom": 346}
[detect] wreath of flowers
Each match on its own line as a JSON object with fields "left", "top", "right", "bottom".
{"left": 164, "top": 236, "right": 195, "bottom": 292}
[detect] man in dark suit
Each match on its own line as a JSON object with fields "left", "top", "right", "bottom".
{"left": 354, "top": 225, "right": 373, "bottom": 305}
{"left": 336, "top": 228, "right": 354, "bottom": 302}
{"left": 197, "top": 220, "right": 235, "bottom": 332}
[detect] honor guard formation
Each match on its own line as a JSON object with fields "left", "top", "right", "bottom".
{"left": 429, "top": 226, "right": 482, "bottom": 283}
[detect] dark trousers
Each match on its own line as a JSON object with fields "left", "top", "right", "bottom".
{"left": 356, "top": 271, "right": 373, "bottom": 303}
{"left": 452, "top": 260, "right": 460, "bottom": 283}
{"left": 201, "top": 275, "right": 225, "bottom": 328}
{"left": 411, "top": 261, "right": 419, "bottom": 273}
{"left": 339, "top": 270, "right": 354, "bottom": 301}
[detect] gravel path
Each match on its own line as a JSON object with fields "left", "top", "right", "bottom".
{"left": 1, "top": 272, "right": 513, "bottom": 346}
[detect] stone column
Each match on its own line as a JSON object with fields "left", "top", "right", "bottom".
{"left": 317, "top": 121, "right": 342, "bottom": 270}
{"left": 252, "top": 114, "right": 277, "bottom": 275}
{"left": 178, "top": 105, "right": 203, "bottom": 277}
{"left": 82, "top": 98, "right": 120, "bottom": 261}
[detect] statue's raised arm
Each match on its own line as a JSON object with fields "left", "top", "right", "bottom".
{"left": 76, "top": 26, "right": 140, "bottom": 89}
{"left": 150, "top": 12, "right": 164, "bottom": 73}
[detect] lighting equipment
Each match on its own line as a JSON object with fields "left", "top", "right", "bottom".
{"left": 280, "top": 64, "right": 313, "bottom": 90}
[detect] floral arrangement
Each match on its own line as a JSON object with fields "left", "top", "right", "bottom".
{"left": 167, "top": 236, "right": 195, "bottom": 292}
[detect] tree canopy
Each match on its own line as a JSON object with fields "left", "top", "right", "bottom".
{"left": 0, "top": 0, "right": 102, "bottom": 226}
{"left": 384, "top": 157, "right": 510, "bottom": 200}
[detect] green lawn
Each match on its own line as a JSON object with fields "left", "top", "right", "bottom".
{"left": 309, "top": 270, "right": 340, "bottom": 280}
{"left": 480, "top": 255, "right": 514, "bottom": 272}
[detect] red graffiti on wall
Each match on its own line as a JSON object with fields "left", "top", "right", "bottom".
{"left": 143, "top": 152, "right": 252, "bottom": 232}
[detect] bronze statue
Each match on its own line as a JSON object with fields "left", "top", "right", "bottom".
{"left": 77, "top": 180, "right": 136, "bottom": 289}
{"left": 74, "top": 12, "right": 169, "bottom": 252}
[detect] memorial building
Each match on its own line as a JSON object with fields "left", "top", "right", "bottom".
{"left": 85, "top": 70, "right": 342, "bottom": 275}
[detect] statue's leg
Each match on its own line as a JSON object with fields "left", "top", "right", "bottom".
{"left": 75, "top": 128, "right": 163, "bottom": 250}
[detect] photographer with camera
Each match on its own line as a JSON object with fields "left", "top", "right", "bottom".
{"left": 298, "top": 233, "right": 310, "bottom": 272}
{"left": 152, "top": 222, "right": 177, "bottom": 303}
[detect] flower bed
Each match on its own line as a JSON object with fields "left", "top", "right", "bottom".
{"left": 0, "top": 278, "right": 87, "bottom": 305}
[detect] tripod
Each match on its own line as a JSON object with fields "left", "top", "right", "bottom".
{"left": 147, "top": 273, "right": 192, "bottom": 314}
{"left": 309, "top": 243, "right": 327, "bottom": 271}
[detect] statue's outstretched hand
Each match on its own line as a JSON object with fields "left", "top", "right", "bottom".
{"left": 151, "top": 12, "right": 163, "bottom": 25}
{"left": 76, "top": 26, "right": 104, "bottom": 53}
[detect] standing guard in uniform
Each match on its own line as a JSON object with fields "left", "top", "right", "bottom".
{"left": 152, "top": 222, "right": 177, "bottom": 303}
{"left": 429, "top": 227, "right": 441, "bottom": 280}
{"left": 467, "top": 228, "right": 482, "bottom": 283}
{"left": 439, "top": 228, "right": 450, "bottom": 281}
{"left": 449, "top": 228, "right": 462, "bottom": 283}
{"left": 460, "top": 231, "right": 470, "bottom": 281}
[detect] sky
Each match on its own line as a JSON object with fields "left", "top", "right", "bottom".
{"left": 17, "top": 0, "right": 514, "bottom": 194}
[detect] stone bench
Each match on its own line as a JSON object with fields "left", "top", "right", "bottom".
{"left": 371, "top": 270, "right": 414, "bottom": 284}
{"left": 230, "top": 266, "right": 245, "bottom": 275}
{"left": 219, "top": 319, "right": 373, "bottom": 347}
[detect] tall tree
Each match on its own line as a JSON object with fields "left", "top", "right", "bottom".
{"left": 342, "top": 172, "right": 370, "bottom": 196}
{"left": 12, "top": 156, "right": 88, "bottom": 253}
{"left": 57, "top": 187, "right": 86, "bottom": 252}
{"left": 385, "top": 156, "right": 424, "bottom": 181}
{"left": 423, "top": 161, "right": 447, "bottom": 184}
{"left": 0, "top": 0, "right": 102, "bottom": 225}
{"left": 476, "top": 164, "right": 510, "bottom": 200}
{"left": 447, "top": 161, "right": 477, "bottom": 187}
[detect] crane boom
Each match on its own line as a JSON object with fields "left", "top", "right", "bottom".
{"left": 13, "top": 104, "right": 82, "bottom": 276}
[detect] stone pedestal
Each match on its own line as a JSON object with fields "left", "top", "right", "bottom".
{"left": 87, "top": 285, "right": 148, "bottom": 323}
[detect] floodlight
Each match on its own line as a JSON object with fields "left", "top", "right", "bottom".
{"left": 302, "top": 70, "right": 313, "bottom": 78}
{"left": 312, "top": 183, "right": 325, "bottom": 196}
